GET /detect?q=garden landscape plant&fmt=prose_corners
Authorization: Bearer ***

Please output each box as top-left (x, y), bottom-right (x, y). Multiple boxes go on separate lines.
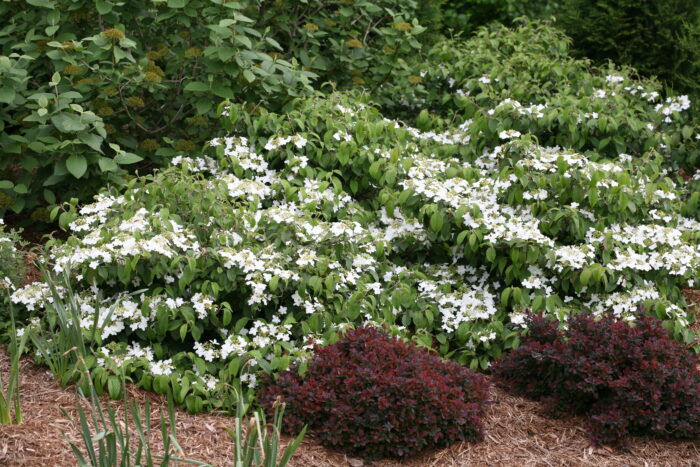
top-left (0, 0), bottom-right (437, 220)
top-left (376, 21), bottom-right (700, 169)
top-left (0, 219), bottom-right (27, 424)
top-left (492, 312), bottom-right (700, 447)
top-left (7, 76), bottom-right (700, 415)
top-left (259, 326), bottom-right (489, 459)
top-left (3, 22), bottom-right (699, 430)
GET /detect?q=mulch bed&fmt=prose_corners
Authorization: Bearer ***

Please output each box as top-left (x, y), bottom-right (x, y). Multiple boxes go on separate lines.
top-left (2, 350), bottom-right (700, 467)
top-left (3, 243), bottom-right (700, 465)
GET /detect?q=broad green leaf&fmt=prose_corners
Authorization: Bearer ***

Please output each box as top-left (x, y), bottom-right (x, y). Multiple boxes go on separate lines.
top-left (66, 154), bottom-right (88, 178)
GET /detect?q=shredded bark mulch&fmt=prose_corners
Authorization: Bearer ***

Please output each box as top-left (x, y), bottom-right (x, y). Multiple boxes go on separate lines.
top-left (2, 350), bottom-right (700, 467)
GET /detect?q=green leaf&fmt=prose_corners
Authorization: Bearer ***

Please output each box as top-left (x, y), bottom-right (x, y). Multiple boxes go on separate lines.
top-left (682, 125), bottom-right (693, 140)
top-left (43, 189), bottom-right (56, 204)
top-left (66, 154), bottom-right (88, 178)
top-left (580, 267), bottom-right (592, 286)
top-left (78, 133), bottom-right (103, 152)
top-left (114, 152), bottom-right (143, 164)
top-left (486, 247), bottom-right (496, 262)
top-left (501, 287), bottom-right (511, 306)
top-left (429, 211), bottom-right (443, 233)
top-left (532, 295), bottom-right (544, 311)
top-left (243, 69), bottom-right (256, 83)
top-left (184, 81), bottom-right (209, 92)
top-left (95, 0), bottom-right (112, 14)
top-left (26, 0), bottom-right (54, 8)
top-left (0, 88), bottom-right (15, 104)
top-left (107, 376), bottom-right (121, 399)
top-left (98, 157), bottom-right (118, 172)
top-left (51, 113), bottom-right (88, 133)
top-left (195, 98), bottom-right (213, 114)
top-left (211, 83), bottom-right (234, 99)
top-left (234, 35), bottom-right (253, 49)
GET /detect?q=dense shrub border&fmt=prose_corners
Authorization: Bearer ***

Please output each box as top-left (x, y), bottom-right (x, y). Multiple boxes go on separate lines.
top-left (492, 313), bottom-right (700, 446)
top-left (4, 23), bottom-right (699, 414)
top-left (259, 326), bottom-right (490, 459)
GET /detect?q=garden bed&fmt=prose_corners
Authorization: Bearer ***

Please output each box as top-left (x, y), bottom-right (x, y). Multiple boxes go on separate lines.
top-left (2, 348), bottom-right (699, 467)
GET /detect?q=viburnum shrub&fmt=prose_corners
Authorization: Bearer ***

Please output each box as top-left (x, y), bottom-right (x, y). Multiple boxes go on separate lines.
top-left (259, 326), bottom-right (489, 459)
top-left (492, 312), bottom-right (700, 446)
top-left (5, 23), bottom-right (700, 411)
top-left (376, 21), bottom-right (700, 169)
top-left (6, 85), bottom-right (700, 410)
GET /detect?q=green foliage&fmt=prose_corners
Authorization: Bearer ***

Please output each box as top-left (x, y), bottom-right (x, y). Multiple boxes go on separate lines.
top-left (260, 0), bottom-right (436, 89)
top-left (0, 0), bottom-right (313, 217)
top-left (66, 379), bottom-right (208, 467)
top-left (0, 292), bottom-right (29, 425)
top-left (0, 0), bottom-right (442, 218)
top-left (440, 0), bottom-right (559, 34)
top-left (556, 0), bottom-right (700, 97)
top-left (0, 51), bottom-right (141, 217)
top-left (375, 21), bottom-right (700, 168)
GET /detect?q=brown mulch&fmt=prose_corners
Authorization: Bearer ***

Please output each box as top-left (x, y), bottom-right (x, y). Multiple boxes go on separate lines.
top-left (2, 351), bottom-right (700, 467)
top-left (21, 252), bottom-right (41, 286)
top-left (686, 289), bottom-right (700, 311)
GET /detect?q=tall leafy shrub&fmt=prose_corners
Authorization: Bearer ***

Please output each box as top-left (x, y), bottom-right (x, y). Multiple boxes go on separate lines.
top-left (0, 0), bottom-right (439, 219)
top-left (439, 0), bottom-right (559, 34)
top-left (376, 22), bottom-right (700, 168)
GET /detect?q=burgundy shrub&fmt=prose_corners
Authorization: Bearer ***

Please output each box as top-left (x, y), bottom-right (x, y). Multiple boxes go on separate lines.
top-left (492, 312), bottom-right (700, 446)
top-left (258, 326), bottom-right (490, 459)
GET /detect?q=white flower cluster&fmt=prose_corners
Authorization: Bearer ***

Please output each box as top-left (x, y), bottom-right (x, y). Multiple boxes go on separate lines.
top-left (552, 245), bottom-right (596, 271)
top-left (171, 155), bottom-right (221, 174)
top-left (655, 95), bottom-right (691, 122)
top-left (10, 282), bottom-right (61, 311)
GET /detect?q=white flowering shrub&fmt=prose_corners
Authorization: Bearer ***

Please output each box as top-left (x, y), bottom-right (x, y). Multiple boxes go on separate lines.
top-left (7, 23), bottom-right (700, 412)
top-left (0, 218), bottom-right (25, 290)
top-left (376, 22), bottom-right (700, 169)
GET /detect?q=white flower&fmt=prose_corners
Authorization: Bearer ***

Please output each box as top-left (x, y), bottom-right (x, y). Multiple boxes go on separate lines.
top-left (498, 129), bottom-right (521, 140)
top-left (150, 359), bottom-right (174, 376)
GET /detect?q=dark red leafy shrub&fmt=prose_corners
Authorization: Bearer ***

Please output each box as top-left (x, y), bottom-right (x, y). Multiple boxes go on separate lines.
top-left (258, 326), bottom-right (490, 459)
top-left (492, 312), bottom-right (700, 447)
